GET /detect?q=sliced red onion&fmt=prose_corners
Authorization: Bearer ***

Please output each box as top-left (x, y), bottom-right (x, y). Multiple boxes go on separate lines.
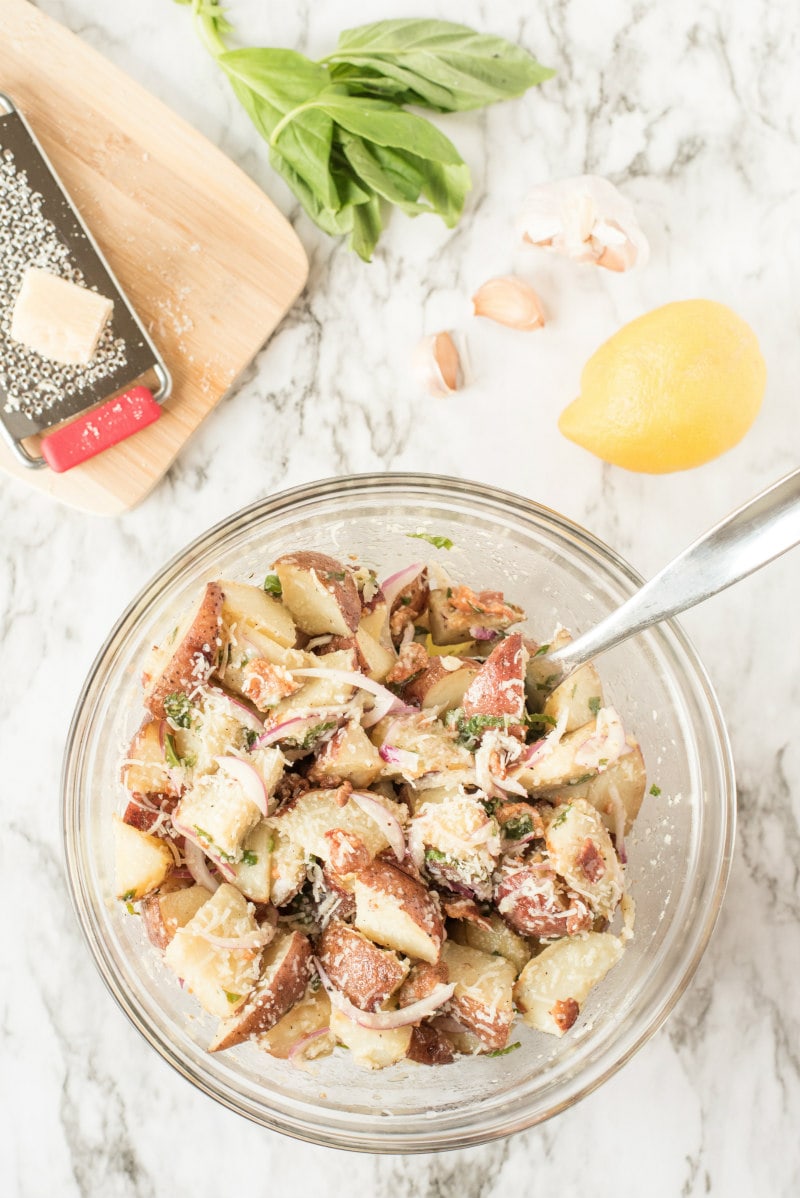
top-left (315, 958), bottom-right (454, 1030)
top-left (254, 713), bottom-right (335, 749)
top-left (215, 755), bottom-right (268, 815)
top-left (182, 837), bottom-right (221, 893)
top-left (379, 744), bottom-right (420, 774)
top-left (349, 791), bottom-right (406, 861)
top-left (380, 562), bottom-right (424, 612)
top-left (305, 635), bottom-right (334, 650)
top-left (291, 667), bottom-right (412, 728)
top-left (287, 1026), bottom-right (331, 1063)
top-left (197, 927), bottom-right (273, 951)
top-left (469, 625), bottom-right (500, 642)
top-left (574, 707), bottom-right (626, 770)
top-left (217, 694), bottom-right (264, 734)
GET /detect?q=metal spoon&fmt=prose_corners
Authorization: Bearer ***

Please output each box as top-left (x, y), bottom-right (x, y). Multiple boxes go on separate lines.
top-left (541, 466), bottom-right (800, 682)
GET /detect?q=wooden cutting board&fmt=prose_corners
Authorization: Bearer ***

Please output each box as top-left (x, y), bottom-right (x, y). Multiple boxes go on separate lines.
top-left (0, 0), bottom-right (308, 514)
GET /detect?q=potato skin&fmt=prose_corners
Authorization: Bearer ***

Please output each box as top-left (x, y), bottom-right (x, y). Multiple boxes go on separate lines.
top-left (144, 582), bottom-right (224, 719)
top-left (353, 858), bottom-right (444, 964)
top-left (273, 551), bottom-right (361, 636)
top-left (317, 919), bottom-right (409, 1012)
top-left (209, 931), bottom-right (313, 1051)
top-left (462, 633), bottom-right (528, 722)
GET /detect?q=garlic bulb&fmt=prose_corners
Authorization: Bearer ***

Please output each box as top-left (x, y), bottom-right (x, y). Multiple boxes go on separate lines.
top-left (472, 275), bottom-right (545, 330)
top-left (412, 331), bottom-right (466, 397)
top-left (517, 176), bottom-right (649, 272)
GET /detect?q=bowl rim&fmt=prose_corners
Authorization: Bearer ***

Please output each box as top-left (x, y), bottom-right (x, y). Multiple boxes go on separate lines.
top-left (62, 471), bottom-right (736, 1152)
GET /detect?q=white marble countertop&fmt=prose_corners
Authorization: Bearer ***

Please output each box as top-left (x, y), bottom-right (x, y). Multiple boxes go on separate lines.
top-left (3, 0), bottom-right (800, 1193)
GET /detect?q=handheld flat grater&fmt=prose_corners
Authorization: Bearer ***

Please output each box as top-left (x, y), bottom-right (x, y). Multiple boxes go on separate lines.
top-left (0, 93), bottom-right (170, 473)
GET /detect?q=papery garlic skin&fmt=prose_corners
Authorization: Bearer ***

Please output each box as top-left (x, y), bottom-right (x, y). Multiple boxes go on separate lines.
top-left (472, 276), bottom-right (545, 330)
top-left (517, 176), bottom-right (649, 272)
top-left (413, 331), bottom-right (464, 397)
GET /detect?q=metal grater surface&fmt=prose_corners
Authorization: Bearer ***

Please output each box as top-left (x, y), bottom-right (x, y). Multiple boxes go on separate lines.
top-left (0, 105), bottom-right (158, 442)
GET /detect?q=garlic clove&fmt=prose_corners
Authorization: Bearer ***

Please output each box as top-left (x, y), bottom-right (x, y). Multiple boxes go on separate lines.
top-left (471, 275), bottom-right (545, 331)
top-left (413, 331), bottom-right (465, 397)
top-left (517, 175), bottom-right (649, 272)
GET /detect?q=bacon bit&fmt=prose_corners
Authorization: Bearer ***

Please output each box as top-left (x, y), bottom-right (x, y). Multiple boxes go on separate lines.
top-left (442, 897), bottom-right (493, 929)
top-left (449, 585), bottom-right (521, 621)
top-left (325, 828), bottom-right (371, 876)
top-left (386, 640), bottom-right (430, 686)
top-left (272, 772), bottom-right (314, 808)
top-left (550, 997), bottom-right (579, 1033)
top-left (407, 1023), bottom-right (455, 1066)
top-left (397, 961), bottom-right (450, 1008)
top-left (389, 574), bottom-right (429, 642)
top-left (576, 837), bottom-right (605, 883)
top-left (332, 779), bottom-right (354, 807)
top-left (242, 659), bottom-right (301, 711)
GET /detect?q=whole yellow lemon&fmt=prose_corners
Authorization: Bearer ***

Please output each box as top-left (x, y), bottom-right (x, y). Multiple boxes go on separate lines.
top-left (558, 300), bottom-right (767, 473)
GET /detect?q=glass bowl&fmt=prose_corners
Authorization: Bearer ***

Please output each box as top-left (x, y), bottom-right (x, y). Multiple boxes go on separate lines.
top-left (63, 473), bottom-right (735, 1152)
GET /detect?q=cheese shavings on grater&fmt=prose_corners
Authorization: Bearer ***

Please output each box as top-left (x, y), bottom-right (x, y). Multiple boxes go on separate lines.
top-left (0, 93), bottom-right (170, 473)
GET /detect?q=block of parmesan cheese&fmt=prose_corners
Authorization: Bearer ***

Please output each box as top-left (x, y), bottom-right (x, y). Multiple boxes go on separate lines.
top-left (9, 267), bottom-right (114, 365)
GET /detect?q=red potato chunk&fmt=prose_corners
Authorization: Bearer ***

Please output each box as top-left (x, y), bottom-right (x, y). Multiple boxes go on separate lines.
top-left (461, 633), bottom-right (529, 723)
top-left (317, 919), bottom-right (409, 1012)
top-left (494, 860), bottom-right (592, 939)
top-left (440, 941), bottom-right (516, 1052)
top-left (353, 859), bottom-right (444, 965)
top-left (273, 551), bottom-right (361, 637)
top-left (121, 791), bottom-right (178, 834)
top-left (122, 718), bottom-right (179, 799)
top-left (404, 657), bottom-right (481, 712)
top-left (209, 930), bottom-right (313, 1051)
top-left (141, 881), bottom-right (212, 951)
top-left (396, 960), bottom-right (449, 1008)
top-left (143, 582), bottom-right (224, 719)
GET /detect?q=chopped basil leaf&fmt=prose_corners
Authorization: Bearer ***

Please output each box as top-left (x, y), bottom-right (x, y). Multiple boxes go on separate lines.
top-left (424, 847), bottom-right (448, 862)
top-left (534, 643), bottom-right (551, 657)
top-left (263, 574), bottom-right (282, 595)
top-left (400, 595), bottom-right (412, 606)
top-left (567, 773), bottom-right (594, 787)
top-left (121, 889), bottom-right (136, 902)
top-left (325, 571), bottom-right (347, 581)
top-left (588, 696), bottom-right (601, 716)
top-left (289, 721), bottom-right (336, 751)
top-left (242, 728), bottom-right (258, 749)
top-left (454, 712), bottom-right (507, 750)
top-left (241, 850), bottom-right (259, 866)
top-left (224, 991), bottom-right (242, 1004)
top-left (502, 814), bottom-right (534, 840)
top-left (446, 587), bottom-right (453, 599)
top-left (552, 805), bottom-right (571, 827)
top-left (193, 826), bottom-right (235, 863)
top-left (164, 732), bottom-right (182, 769)
top-left (649, 783), bottom-right (662, 796)
top-left (125, 901), bottom-right (137, 916)
top-left (164, 691), bottom-right (193, 728)
top-left (525, 711), bottom-right (556, 731)
top-left (486, 1041), bottom-right (522, 1057)
top-left (406, 532), bottom-right (454, 550)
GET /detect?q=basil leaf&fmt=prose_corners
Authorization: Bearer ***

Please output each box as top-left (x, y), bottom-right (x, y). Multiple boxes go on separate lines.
top-left (340, 135), bottom-right (425, 206)
top-left (328, 20), bottom-right (554, 112)
top-left (349, 192), bottom-right (384, 262)
top-left (219, 50), bottom-right (339, 209)
top-left (312, 95), bottom-right (464, 165)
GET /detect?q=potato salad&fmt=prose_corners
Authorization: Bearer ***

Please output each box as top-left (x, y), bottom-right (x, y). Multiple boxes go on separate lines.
top-left (114, 550), bottom-right (647, 1069)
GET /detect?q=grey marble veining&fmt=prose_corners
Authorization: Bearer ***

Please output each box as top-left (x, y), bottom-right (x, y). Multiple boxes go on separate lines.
top-left (2, 0), bottom-right (800, 1194)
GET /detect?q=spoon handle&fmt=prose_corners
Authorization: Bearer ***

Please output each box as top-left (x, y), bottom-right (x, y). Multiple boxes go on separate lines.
top-left (544, 467), bottom-right (800, 676)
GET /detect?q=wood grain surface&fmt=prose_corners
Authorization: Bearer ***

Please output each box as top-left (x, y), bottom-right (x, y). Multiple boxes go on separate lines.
top-left (0, 0), bottom-right (308, 514)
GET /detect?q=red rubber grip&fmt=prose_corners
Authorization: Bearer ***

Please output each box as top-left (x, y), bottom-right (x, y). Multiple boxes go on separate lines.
top-left (40, 385), bottom-right (161, 473)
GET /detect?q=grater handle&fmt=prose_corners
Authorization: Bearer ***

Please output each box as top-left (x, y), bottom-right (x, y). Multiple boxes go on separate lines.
top-left (40, 386), bottom-right (161, 473)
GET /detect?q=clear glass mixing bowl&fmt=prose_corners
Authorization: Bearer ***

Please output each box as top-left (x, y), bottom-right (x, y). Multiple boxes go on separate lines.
top-left (63, 473), bottom-right (735, 1151)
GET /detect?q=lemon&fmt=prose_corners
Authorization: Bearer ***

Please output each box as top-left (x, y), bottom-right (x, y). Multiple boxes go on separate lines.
top-left (558, 300), bottom-right (767, 473)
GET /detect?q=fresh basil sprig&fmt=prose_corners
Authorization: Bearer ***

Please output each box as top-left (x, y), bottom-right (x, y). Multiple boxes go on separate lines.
top-left (175, 1), bottom-right (553, 260)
